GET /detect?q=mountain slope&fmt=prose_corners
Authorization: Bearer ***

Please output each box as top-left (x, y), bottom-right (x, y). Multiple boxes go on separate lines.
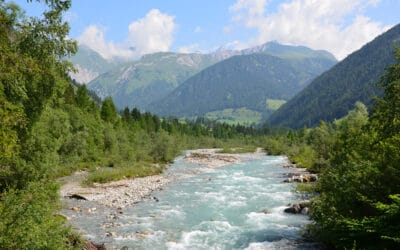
top-left (69, 46), bottom-right (124, 84)
top-left (87, 52), bottom-right (228, 109)
top-left (267, 24), bottom-right (400, 129)
top-left (241, 41), bottom-right (336, 61)
top-left (149, 52), bottom-right (336, 119)
top-left (86, 41), bottom-right (336, 111)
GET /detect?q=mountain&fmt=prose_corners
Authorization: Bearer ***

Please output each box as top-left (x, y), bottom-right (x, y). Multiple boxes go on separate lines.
top-left (87, 52), bottom-right (230, 109)
top-left (86, 41), bottom-right (336, 112)
top-left (266, 24), bottom-right (400, 129)
top-left (241, 41), bottom-right (336, 61)
top-left (148, 50), bottom-right (336, 121)
top-left (69, 46), bottom-right (125, 84)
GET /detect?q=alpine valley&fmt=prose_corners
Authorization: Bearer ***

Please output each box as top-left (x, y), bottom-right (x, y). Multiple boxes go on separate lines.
top-left (71, 42), bottom-right (337, 124)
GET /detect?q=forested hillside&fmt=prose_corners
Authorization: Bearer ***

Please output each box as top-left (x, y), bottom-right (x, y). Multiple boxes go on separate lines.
top-left (149, 53), bottom-right (335, 121)
top-left (267, 23), bottom-right (400, 129)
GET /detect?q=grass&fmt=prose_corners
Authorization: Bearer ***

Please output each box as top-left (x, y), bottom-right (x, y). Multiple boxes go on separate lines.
top-left (295, 183), bottom-right (317, 193)
top-left (216, 146), bottom-right (257, 154)
top-left (83, 162), bottom-right (164, 185)
top-left (266, 99), bottom-right (286, 110)
top-left (205, 108), bottom-right (262, 126)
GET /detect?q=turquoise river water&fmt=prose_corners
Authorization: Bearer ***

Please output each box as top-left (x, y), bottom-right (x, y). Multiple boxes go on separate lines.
top-left (63, 153), bottom-right (317, 249)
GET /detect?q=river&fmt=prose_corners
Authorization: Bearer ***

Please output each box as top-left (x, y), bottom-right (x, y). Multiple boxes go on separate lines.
top-left (62, 153), bottom-right (316, 249)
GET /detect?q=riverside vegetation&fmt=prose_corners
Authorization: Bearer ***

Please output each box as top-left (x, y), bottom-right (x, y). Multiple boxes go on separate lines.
top-left (265, 49), bottom-right (400, 248)
top-left (0, 1), bottom-right (269, 248)
top-left (1, 1), bottom-right (399, 249)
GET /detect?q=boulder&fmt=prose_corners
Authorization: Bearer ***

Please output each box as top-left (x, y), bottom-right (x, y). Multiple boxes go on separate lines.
top-left (284, 203), bottom-right (301, 213)
top-left (284, 200), bottom-right (310, 214)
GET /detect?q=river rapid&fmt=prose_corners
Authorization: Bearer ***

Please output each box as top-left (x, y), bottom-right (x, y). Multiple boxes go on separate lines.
top-left (62, 152), bottom-right (317, 249)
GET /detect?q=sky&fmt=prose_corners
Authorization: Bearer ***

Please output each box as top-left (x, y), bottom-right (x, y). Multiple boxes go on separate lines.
top-left (13, 0), bottom-right (400, 60)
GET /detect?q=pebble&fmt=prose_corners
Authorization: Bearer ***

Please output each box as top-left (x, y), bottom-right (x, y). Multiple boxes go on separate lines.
top-left (106, 231), bottom-right (117, 237)
top-left (62, 175), bottom-right (171, 208)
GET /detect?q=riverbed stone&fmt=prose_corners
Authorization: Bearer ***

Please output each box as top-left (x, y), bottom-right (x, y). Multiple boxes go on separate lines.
top-left (301, 207), bottom-right (309, 215)
top-left (284, 200), bottom-right (311, 214)
top-left (106, 231), bottom-right (116, 237)
top-left (283, 173), bottom-right (318, 183)
top-left (284, 203), bottom-right (302, 213)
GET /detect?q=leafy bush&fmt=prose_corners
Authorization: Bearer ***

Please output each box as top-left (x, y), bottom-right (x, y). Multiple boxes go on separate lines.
top-left (0, 182), bottom-right (82, 249)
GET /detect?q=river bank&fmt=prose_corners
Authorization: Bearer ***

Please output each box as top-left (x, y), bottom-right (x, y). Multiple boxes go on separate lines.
top-left (60, 149), bottom-right (315, 249)
top-left (59, 149), bottom-right (257, 209)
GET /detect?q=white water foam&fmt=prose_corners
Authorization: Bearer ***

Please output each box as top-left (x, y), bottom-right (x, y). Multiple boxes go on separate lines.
top-left (245, 239), bottom-right (294, 250)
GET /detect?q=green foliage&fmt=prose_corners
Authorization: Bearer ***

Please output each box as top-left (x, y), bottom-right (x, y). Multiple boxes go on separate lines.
top-left (0, 181), bottom-right (81, 249)
top-left (0, 0), bottom-right (76, 129)
top-left (75, 84), bottom-right (96, 111)
top-left (0, 1), bottom-right (81, 248)
top-left (268, 24), bottom-right (400, 129)
top-left (100, 96), bottom-right (118, 123)
top-left (149, 130), bottom-right (180, 163)
top-left (309, 49), bottom-right (400, 249)
top-left (265, 83), bottom-right (399, 248)
top-left (0, 94), bottom-right (25, 164)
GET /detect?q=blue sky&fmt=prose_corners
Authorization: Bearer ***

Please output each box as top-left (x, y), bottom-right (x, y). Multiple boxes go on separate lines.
top-left (13, 0), bottom-right (400, 60)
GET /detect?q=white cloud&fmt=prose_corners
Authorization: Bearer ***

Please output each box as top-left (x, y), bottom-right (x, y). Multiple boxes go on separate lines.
top-left (127, 9), bottom-right (175, 56)
top-left (77, 9), bottom-right (175, 60)
top-left (230, 0), bottom-right (268, 17)
top-left (77, 25), bottom-right (133, 59)
top-left (229, 0), bottom-right (389, 60)
top-left (178, 44), bottom-right (201, 54)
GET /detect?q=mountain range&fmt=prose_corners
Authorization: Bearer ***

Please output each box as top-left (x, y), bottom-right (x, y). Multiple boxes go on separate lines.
top-left (70, 41), bottom-right (337, 124)
top-left (267, 23), bottom-right (400, 128)
top-left (148, 52), bottom-right (336, 122)
top-left (69, 45), bottom-right (126, 84)
top-left (86, 52), bottom-right (231, 109)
